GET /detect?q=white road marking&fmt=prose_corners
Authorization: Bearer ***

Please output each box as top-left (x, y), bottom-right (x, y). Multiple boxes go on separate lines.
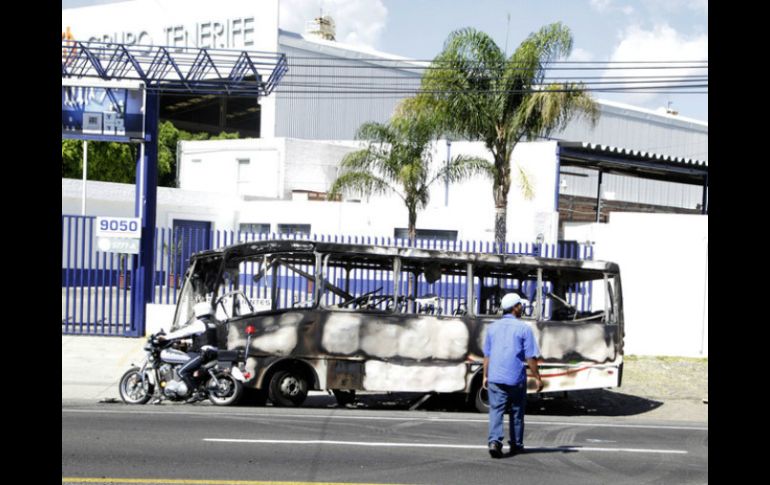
top-left (62, 408), bottom-right (708, 431)
top-left (204, 438), bottom-right (688, 454)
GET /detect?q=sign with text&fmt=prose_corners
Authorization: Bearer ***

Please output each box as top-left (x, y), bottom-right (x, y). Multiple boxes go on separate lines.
top-left (97, 237), bottom-right (141, 254)
top-left (62, 79), bottom-right (145, 143)
top-left (96, 216), bottom-right (141, 254)
top-left (95, 216), bottom-right (142, 239)
top-left (62, 0), bottom-right (279, 52)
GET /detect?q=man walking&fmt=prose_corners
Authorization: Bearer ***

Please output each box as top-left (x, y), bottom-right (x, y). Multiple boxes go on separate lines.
top-left (483, 293), bottom-right (543, 458)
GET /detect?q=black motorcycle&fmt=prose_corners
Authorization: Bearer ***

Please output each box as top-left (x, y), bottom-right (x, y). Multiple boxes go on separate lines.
top-left (118, 326), bottom-right (255, 406)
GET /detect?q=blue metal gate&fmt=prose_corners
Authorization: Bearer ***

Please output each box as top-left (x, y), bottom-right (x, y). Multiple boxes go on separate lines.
top-left (61, 215), bottom-right (139, 336)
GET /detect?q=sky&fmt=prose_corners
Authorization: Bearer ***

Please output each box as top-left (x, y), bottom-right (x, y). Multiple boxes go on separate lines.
top-left (279, 0), bottom-right (708, 122)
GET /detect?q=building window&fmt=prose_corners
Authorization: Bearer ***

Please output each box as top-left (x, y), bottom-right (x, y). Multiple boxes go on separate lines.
top-left (239, 223), bottom-right (271, 235)
top-left (394, 228), bottom-right (458, 241)
top-left (277, 224), bottom-right (311, 236)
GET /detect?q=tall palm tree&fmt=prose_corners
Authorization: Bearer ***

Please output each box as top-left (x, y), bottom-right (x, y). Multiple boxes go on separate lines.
top-left (406, 22), bottom-right (599, 247)
top-left (328, 110), bottom-right (489, 244)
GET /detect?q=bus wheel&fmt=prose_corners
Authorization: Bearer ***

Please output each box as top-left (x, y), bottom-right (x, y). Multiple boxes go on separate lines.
top-left (268, 370), bottom-right (308, 407)
top-left (473, 383), bottom-right (489, 414)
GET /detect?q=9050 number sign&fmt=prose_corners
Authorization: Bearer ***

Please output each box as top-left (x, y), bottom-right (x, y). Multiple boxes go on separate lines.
top-left (95, 217), bottom-right (142, 239)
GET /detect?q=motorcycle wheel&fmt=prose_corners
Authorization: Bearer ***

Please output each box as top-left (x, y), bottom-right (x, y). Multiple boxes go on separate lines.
top-left (207, 374), bottom-right (243, 406)
top-left (119, 367), bottom-right (154, 405)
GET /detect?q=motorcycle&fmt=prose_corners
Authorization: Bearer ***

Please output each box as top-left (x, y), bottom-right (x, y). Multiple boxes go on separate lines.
top-left (118, 324), bottom-right (256, 406)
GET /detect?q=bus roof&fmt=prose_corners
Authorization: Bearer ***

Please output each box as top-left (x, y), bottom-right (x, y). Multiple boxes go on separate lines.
top-left (189, 239), bottom-right (619, 275)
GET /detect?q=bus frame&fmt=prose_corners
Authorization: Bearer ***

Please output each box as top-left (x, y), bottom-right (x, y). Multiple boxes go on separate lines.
top-left (170, 239), bottom-right (624, 411)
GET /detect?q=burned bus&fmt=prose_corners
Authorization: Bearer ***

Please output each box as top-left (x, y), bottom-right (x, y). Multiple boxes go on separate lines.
top-left (170, 239), bottom-right (624, 411)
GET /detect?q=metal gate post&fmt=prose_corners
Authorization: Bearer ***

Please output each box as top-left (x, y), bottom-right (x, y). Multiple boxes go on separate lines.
top-left (130, 91), bottom-right (159, 337)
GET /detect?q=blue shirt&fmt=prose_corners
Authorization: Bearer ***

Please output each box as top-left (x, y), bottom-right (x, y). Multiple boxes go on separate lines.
top-left (483, 315), bottom-right (540, 386)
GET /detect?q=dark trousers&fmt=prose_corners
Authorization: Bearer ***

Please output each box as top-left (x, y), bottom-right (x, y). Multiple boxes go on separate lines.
top-left (178, 348), bottom-right (217, 391)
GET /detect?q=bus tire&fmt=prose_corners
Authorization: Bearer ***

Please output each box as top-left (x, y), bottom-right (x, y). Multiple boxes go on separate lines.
top-left (473, 382), bottom-right (489, 414)
top-left (268, 370), bottom-right (308, 407)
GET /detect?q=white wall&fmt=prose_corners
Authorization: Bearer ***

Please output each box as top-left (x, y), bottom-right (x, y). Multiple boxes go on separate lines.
top-left (563, 213), bottom-right (708, 357)
top-left (177, 138), bottom-right (561, 243)
top-left (64, 138), bottom-right (562, 244)
top-left (62, 178), bottom-right (239, 231)
top-left (180, 138), bottom-right (287, 199)
top-left (365, 140), bottom-right (560, 243)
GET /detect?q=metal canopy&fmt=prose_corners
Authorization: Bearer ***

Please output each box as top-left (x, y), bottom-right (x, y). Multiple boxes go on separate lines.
top-left (62, 40), bottom-right (288, 96)
top-left (558, 141), bottom-right (708, 186)
top-left (62, 40), bottom-right (289, 337)
top-left (557, 141), bottom-right (708, 216)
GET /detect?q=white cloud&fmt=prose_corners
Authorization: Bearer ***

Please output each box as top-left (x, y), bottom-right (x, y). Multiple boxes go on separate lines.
top-left (569, 47), bottom-right (594, 62)
top-left (589, 0), bottom-right (613, 12)
top-left (279, 0), bottom-right (388, 50)
top-left (645, 0), bottom-right (708, 15)
top-left (603, 24), bottom-right (708, 106)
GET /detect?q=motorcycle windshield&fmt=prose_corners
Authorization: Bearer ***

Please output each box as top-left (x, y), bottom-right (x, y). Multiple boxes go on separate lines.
top-left (171, 260), bottom-right (197, 332)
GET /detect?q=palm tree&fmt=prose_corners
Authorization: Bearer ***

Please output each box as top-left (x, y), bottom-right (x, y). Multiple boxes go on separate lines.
top-left (328, 109), bottom-right (488, 244)
top-left (406, 22), bottom-right (599, 247)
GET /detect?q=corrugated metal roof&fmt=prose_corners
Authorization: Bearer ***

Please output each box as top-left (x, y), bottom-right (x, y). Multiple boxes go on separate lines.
top-left (560, 142), bottom-right (708, 168)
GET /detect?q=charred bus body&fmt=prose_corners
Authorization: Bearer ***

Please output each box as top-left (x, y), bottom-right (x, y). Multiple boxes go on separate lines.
top-left (170, 240), bottom-right (624, 411)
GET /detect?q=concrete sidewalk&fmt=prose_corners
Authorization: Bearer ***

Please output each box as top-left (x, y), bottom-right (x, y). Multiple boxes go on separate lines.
top-left (62, 335), bottom-right (147, 401)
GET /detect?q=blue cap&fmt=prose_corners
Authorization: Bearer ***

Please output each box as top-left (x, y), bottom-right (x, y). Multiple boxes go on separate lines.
top-left (501, 293), bottom-right (524, 310)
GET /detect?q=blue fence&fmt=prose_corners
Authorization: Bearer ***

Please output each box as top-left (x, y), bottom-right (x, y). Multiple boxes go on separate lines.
top-left (62, 215), bottom-right (136, 336)
top-left (62, 214), bottom-right (594, 336)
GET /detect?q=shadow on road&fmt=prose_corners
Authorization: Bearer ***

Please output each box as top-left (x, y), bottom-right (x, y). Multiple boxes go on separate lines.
top-left (498, 446), bottom-right (580, 459)
top-left (524, 390), bottom-right (663, 417)
top-left (298, 389), bottom-right (663, 418)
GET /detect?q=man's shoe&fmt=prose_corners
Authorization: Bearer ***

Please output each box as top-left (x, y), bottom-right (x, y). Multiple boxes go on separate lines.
top-left (510, 444), bottom-right (525, 455)
top-left (488, 441), bottom-right (503, 458)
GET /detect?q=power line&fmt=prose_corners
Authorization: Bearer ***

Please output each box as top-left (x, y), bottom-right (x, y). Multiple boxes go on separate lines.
top-left (280, 72), bottom-right (708, 81)
top-left (268, 91), bottom-right (707, 100)
top-left (271, 84), bottom-right (707, 94)
top-left (281, 54), bottom-right (708, 65)
top-left (281, 61), bottom-right (707, 72)
top-left (278, 78), bottom-right (707, 89)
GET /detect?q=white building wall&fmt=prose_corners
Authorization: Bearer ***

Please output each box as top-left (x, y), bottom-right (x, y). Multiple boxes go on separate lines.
top-left (68, 139), bottom-right (560, 244)
top-left (563, 213), bottom-right (708, 357)
top-left (62, 178), bottom-right (239, 231)
top-left (179, 138), bottom-right (287, 199)
top-left (176, 137), bottom-right (560, 243)
top-left (282, 139), bottom-right (364, 198)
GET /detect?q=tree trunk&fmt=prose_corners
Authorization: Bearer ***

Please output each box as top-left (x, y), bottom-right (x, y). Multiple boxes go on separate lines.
top-left (408, 207), bottom-right (417, 246)
top-left (494, 207), bottom-right (506, 251)
top-left (493, 152), bottom-right (511, 252)
top-left (407, 206), bottom-right (417, 312)
top-left (493, 181), bottom-right (509, 252)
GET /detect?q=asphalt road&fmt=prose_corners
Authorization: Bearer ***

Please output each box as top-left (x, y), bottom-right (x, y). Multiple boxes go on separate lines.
top-left (62, 402), bottom-right (708, 485)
